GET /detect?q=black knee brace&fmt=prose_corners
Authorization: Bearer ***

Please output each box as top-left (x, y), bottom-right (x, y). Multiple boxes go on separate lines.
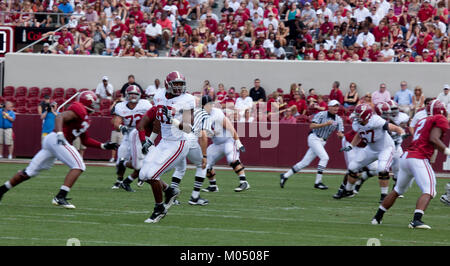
top-left (230, 160), bottom-right (245, 173)
top-left (206, 168), bottom-right (216, 178)
top-left (378, 171), bottom-right (390, 180)
top-left (362, 166), bottom-right (374, 177)
top-left (348, 170), bottom-right (358, 179)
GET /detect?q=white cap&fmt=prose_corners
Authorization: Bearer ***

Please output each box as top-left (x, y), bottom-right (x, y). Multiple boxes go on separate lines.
top-left (115, 16), bottom-right (121, 20)
top-left (102, 76), bottom-right (108, 81)
top-left (444, 84), bottom-right (449, 90)
top-left (328, 100), bottom-right (340, 107)
top-left (423, 49), bottom-right (429, 53)
top-left (43, 43), bottom-right (49, 47)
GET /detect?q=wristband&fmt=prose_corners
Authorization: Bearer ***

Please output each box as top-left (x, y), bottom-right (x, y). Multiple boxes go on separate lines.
top-left (150, 132), bottom-right (158, 143)
top-left (100, 143), bottom-right (106, 150)
top-left (445, 148), bottom-right (450, 156)
top-left (57, 131), bottom-right (64, 135)
top-left (172, 118), bottom-right (181, 128)
top-left (203, 155), bottom-right (207, 158)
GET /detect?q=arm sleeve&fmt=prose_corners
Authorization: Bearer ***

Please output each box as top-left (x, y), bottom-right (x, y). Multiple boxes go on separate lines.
top-left (338, 116), bottom-right (344, 132)
top-left (80, 131), bottom-right (103, 149)
top-left (382, 121), bottom-right (389, 131)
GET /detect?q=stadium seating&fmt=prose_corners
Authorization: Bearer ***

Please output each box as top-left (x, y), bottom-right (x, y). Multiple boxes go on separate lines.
top-left (113, 90), bottom-right (122, 100)
top-left (65, 88), bottom-right (78, 100)
top-left (53, 87), bottom-right (65, 98)
top-left (3, 86), bottom-right (15, 101)
top-left (41, 87), bottom-right (52, 98)
top-left (15, 97), bottom-right (27, 108)
top-left (79, 88), bottom-right (89, 92)
top-left (28, 87), bottom-right (40, 99)
top-left (15, 106), bottom-right (28, 114)
top-left (100, 98), bottom-right (112, 110)
top-left (15, 86), bottom-right (27, 98)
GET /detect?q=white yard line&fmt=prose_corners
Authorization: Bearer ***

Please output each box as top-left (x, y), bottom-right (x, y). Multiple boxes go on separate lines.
top-left (2, 158), bottom-right (450, 178)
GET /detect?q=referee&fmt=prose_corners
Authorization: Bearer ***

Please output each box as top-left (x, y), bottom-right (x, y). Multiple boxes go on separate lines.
top-left (280, 100), bottom-right (344, 189)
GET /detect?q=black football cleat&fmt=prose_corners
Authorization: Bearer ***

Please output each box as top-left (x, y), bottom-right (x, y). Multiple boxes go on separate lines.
top-left (52, 197), bottom-right (76, 209)
top-left (188, 196), bottom-right (209, 206)
top-left (144, 204), bottom-right (167, 223)
top-left (234, 181), bottom-right (250, 192)
top-left (201, 185), bottom-right (219, 193)
top-left (408, 220), bottom-right (431, 229)
top-left (333, 189), bottom-right (345, 199)
top-left (119, 182), bottom-right (135, 192)
top-left (111, 181), bottom-right (121, 189)
top-left (164, 187), bottom-right (180, 208)
top-left (314, 182), bottom-right (328, 190)
top-left (280, 174), bottom-right (288, 188)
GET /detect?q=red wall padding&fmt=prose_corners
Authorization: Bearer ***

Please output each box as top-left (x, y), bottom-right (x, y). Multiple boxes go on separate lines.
top-left (10, 115), bottom-right (450, 172)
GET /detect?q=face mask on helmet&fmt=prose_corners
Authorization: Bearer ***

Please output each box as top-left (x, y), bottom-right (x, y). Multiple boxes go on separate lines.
top-left (126, 92), bottom-right (140, 103)
top-left (168, 80), bottom-right (186, 96)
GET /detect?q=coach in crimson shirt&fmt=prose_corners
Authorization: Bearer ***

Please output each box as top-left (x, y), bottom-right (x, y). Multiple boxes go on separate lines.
top-left (329, 81), bottom-right (344, 105)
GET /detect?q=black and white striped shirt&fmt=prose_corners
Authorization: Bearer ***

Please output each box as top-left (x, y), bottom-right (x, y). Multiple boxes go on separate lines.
top-left (192, 108), bottom-right (213, 137)
top-left (311, 111), bottom-right (344, 140)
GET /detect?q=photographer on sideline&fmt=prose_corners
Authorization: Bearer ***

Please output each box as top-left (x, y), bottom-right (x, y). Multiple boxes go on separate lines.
top-left (40, 101), bottom-right (58, 145)
top-left (0, 101), bottom-right (16, 159)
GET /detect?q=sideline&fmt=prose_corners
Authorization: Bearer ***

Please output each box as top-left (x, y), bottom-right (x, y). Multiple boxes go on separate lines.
top-left (1, 158), bottom-right (449, 178)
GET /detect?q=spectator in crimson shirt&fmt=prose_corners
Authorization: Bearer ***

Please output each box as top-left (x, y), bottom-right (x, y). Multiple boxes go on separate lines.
top-left (222, 87), bottom-right (237, 109)
top-left (372, 20), bottom-right (389, 42)
top-left (250, 39), bottom-right (266, 59)
top-left (417, 0), bottom-right (434, 23)
top-left (216, 83), bottom-right (227, 103)
top-left (288, 91), bottom-right (307, 116)
top-left (216, 34), bottom-right (229, 52)
top-left (129, 3), bottom-right (144, 23)
top-left (414, 33), bottom-right (430, 55)
top-left (111, 16), bottom-right (128, 38)
top-left (205, 13), bottom-right (218, 34)
top-left (319, 15), bottom-right (333, 36)
top-left (329, 81), bottom-right (344, 104)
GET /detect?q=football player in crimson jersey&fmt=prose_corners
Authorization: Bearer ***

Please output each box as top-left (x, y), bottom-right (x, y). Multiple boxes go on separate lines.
top-left (138, 71), bottom-right (195, 223)
top-left (110, 85), bottom-right (152, 191)
top-left (372, 100), bottom-right (449, 229)
top-left (0, 91), bottom-right (118, 209)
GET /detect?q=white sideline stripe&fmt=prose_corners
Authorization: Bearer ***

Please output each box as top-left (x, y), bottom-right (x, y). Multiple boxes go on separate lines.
top-left (0, 216), bottom-right (448, 245)
top-left (2, 158), bottom-right (450, 178)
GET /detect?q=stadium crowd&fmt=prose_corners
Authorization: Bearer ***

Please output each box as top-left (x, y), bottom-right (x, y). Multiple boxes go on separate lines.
top-left (3, 0), bottom-right (449, 62)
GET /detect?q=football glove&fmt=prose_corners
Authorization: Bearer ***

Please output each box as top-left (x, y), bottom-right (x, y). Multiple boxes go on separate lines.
top-left (141, 139), bottom-right (154, 155)
top-left (340, 146), bottom-right (353, 152)
top-left (162, 106), bottom-right (173, 124)
top-left (101, 142), bottom-right (119, 150)
top-left (119, 125), bottom-right (129, 135)
top-left (56, 132), bottom-right (66, 145)
top-left (401, 133), bottom-right (410, 140)
top-left (236, 139), bottom-right (245, 153)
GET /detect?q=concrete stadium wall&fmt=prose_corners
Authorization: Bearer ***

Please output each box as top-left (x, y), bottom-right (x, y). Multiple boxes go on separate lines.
top-left (4, 53), bottom-right (450, 97)
top-left (9, 114), bottom-right (450, 172)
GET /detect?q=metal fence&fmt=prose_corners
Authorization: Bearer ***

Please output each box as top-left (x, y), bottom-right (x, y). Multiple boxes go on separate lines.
top-left (0, 11), bottom-right (72, 27)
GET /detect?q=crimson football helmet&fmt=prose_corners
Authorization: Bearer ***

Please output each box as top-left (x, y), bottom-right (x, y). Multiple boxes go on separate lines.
top-left (125, 85), bottom-right (141, 103)
top-left (165, 71), bottom-right (186, 96)
top-left (387, 100), bottom-right (399, 116)
top-left (78, 90), bottom-right (99, 112)
top-left (426, 99), bottom-right (448, 117)
top-left (353, 104), bottom-right (373, 124)
top-left (375, 102), bottom-right (391, 120)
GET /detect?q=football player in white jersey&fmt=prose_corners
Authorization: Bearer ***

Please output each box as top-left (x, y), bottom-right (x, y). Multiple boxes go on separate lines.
top-left (201, 98), bottom-right (249, 193)
top-left (111, 85), bottom-right (152, 191)
top-left (341, 104), bottom-right (406, 202)
top-left (169, 95), bottom-right (213, 206)
top-left (386, 100), bottom-right (410, 189)
top-left (138, 71), bottom-right (195, 223)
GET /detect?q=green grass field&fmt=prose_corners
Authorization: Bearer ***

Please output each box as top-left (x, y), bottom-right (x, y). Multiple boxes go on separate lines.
top-left (0, 163), bottom-right (449, 246)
